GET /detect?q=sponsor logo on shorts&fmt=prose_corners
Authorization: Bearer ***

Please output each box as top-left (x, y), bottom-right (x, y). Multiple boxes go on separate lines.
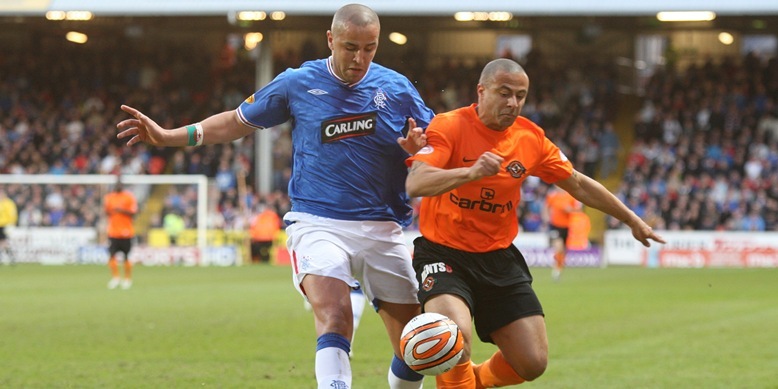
top-left (506, 160), bottom-right (526, 178)
top-left (421, 262), bottom-right (452, 281)
top-left (321, 112), bottom-right (377, 143)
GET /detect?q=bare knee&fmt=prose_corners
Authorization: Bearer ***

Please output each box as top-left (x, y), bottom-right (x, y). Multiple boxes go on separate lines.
top-left (516, 353), bottom-right (547, 381)
top-left (313, 304), bottom-right (353, 337)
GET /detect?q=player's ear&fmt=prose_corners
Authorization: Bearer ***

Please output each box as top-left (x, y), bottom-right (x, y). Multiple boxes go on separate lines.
top-left (326, 30), bottom-right (334, 50)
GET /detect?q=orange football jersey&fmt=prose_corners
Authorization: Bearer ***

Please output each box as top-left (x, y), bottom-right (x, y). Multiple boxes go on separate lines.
top-left (104, 190), bottom-right (138, 239)
top-left (407, 104), bottom-right (573, 252)
top-left (546, 189), bottom-right (581, 228)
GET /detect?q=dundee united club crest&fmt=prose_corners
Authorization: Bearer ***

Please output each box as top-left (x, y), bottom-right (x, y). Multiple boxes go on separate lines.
top-left (422, 276), bottom-right (435, 292)
top-left (506, 160), bottom-right (526, 178)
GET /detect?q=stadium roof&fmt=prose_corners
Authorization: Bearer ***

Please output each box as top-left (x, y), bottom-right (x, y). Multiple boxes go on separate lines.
top-left (3, 0), bottom-right (778, 16)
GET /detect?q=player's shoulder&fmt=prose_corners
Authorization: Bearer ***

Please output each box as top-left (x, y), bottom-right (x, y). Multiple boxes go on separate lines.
top-left (435, 105), bottom-right (472, 121)
top-left (430, 106), bottom-right (473, 129)
top-left (367, 62), bottom-right (414, 87)
top-left (368, 61), bottom-right (397, 75)
top-left (514, 116), bottom-right (545, 134)
top-left (279, 59), bottom-right (328, 81)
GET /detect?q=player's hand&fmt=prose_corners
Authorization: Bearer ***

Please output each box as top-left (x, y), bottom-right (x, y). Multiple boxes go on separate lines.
top-left (468, 151), bottom-right (503, 180)
top-left (397, 118), bottom-right (427, 155)
top-left (116, 105), bottom-right (167, 146)
top-left (629, 220), bottom-right (667, 247)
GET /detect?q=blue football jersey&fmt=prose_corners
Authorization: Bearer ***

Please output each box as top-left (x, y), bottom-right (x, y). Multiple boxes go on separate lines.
top-left (237, 57), bottom-right (435, 226)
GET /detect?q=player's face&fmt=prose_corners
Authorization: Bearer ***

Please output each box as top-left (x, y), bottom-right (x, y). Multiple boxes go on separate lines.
top-left (476, 70), bottom-right (529, 130)
top-left (327, 22), bottom-right (379, 84)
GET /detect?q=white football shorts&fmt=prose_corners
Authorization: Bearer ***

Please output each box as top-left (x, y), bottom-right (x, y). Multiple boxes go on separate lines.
top-left (284, 211), bottom-right (419, 306)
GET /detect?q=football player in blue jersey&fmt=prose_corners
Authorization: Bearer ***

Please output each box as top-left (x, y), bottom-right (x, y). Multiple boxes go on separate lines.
top-left (117, 4), bottom-right (434, 388)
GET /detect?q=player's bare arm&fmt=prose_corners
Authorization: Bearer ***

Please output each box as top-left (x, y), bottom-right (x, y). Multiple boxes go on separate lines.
top-left (396, 118), bottom-right (427, 155)
top-left (406, 152), bottom-right (503, 197)
top-left (555, 170), bottom-right (666, 247)
top-left (117, 105), bottom-right (254, 147)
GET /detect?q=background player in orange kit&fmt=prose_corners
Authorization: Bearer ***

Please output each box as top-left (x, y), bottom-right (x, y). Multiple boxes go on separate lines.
top-left (104, 176), bottom-right (138, 290)
top-left (544, 186), bottom-right (582, 281)
top-left (405, 58), bottom-right (665, 388)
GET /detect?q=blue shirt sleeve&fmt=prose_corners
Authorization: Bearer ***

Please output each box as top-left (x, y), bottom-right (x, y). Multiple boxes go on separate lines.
top-left (236, 68), bottom-right (293, 129)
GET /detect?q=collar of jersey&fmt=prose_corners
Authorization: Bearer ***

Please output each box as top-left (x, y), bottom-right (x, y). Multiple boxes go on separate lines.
top-left (327, 56), bottom-right (367, 88)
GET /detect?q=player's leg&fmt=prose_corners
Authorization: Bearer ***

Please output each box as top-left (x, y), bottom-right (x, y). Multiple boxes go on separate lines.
top-left (376, 301), bottom-right (424, 389)
top-left (121, 241), bottom-right (133, 289)
top-left (358, 230), bottom-right (423, 389)
top-left (6, 241), bottom-right (15, 265)
top-left (259, 241), bottom-right (273, 263)
top-left (550, 229), bottom-right (566, 281)
top-left (424, 294), bottom-right (477, 389)
top-left (349, 287), bottom-right (366, 355)
top-left (304, 287), bottom-right (365, 359)
top-left (470, 247), bottom-right (547, 387)
top-left (286, 220), bottom-right (358, 389)
top-left (477, 315), bottom-right (548, 386)
top-left (107, 239), bottom-right (121, 289)
top-left (0, 228), bottom-right (16, 265)
top-left (0, 239), bottom-right (13, 265)
top-left (472, 286), bottom-right (547, 388)
top-left (301, 274), bottom-right (356, 389)
top-left (250, 241), bottom-right (261, 263)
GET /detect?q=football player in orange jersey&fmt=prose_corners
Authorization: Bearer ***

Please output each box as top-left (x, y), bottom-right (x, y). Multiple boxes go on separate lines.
top-left (406, 58), bottom-right (665, 388)
top-left (543, 186), bottom-right (582, 281)
top-left (104, 177), bottom-right (138, 290)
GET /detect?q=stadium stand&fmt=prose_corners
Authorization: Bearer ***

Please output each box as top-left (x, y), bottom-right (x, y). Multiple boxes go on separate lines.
top-left (1, 27), bottom-right (776, 241)
top-left (609, 55), bottom-right (778, 231)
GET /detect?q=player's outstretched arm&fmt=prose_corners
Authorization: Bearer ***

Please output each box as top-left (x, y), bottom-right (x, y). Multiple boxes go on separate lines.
top-left (555, 170), bottom-right (666, 247)
top-left (117, 105), bottom-right (255, 147)
top-left (396, 118), bottom-right (427, 155)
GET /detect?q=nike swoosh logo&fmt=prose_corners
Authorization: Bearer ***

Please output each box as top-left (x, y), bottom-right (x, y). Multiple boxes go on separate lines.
top-left (463, 157), bottom-right (477, 163)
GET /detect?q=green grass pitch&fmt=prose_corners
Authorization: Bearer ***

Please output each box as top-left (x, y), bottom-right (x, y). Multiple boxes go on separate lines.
top-left (1, 264), bottom-right (777, 388)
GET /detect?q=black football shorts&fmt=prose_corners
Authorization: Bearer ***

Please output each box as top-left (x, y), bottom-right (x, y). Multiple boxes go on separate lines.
top-left (412, 236), bottom-right (544, 343)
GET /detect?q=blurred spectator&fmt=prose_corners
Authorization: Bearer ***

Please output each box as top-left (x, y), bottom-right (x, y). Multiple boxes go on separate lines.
top-left (598, 121), bottom-right (620, 179)
top-left (0, 187), bottom-right (18, 265)
top-left (163, 209), bottom-right (186, 246)
top-left (248, 203), bottom-right (281, 264)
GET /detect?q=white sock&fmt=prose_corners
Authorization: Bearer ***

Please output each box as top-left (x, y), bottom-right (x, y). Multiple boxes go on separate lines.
top-left (315, 334), bottom-right (352, 389)
top-left (388, 367), bottom-right (424, 389)
top-left (388, 355), bottom-right (424, 389)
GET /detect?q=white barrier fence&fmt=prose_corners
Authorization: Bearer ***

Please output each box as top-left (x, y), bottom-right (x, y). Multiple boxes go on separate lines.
top-left (604, 230), bottom-right (778, 268)
top-left (4, 228), bottom-right (778, 268)
top-left (4, 228), bottom-right (238, 266)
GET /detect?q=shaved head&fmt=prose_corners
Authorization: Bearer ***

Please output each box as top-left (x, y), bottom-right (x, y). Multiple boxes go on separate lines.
top-left (327, 3), bottom-right (381, 84)
top-left (331, 3), bottom-right (380, 33)
top-left (479, 58), bottom-right (526, 87)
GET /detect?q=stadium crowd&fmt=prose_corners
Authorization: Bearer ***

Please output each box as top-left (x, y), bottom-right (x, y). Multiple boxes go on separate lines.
top-left (1, 39), bottom-right (776, 236)
top-left (609, 54), bottom-right (778, 231)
